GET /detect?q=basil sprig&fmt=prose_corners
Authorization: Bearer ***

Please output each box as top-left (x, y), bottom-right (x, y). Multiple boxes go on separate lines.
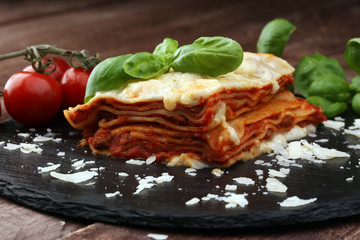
top-left (84, 36), bottom-right (243, 103)
top-left (257, 18), bottom-right (296, 57)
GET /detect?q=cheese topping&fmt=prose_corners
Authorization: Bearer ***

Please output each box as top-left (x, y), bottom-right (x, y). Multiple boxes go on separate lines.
top-left (93, 52), bottom-right (294, 111)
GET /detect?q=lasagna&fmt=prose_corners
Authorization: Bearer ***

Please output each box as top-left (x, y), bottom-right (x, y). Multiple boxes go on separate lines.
top-left (64, 52), bottom-right (326, 168)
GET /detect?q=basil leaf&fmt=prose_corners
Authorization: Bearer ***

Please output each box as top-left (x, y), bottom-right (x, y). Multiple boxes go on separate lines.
top-left (257, 18), bottom-right (296, 57)
top-left (294, 53), bottom-right (346, 97)
top-left (84, 54), bottom-right (133, 103)
top-left (306, 96), bottom-right (347, 119)
top-left (153, 38), bottom-right (178, 63)
top-left (352, 93), bottom-right (360, 115)
top-left (345, 38), bottom-right (360, 74)
top-left (123, 52), bottom-right (170, 79)
top-left (349, 76), bottom-right (360, 94)
top-left (308, 74), bottom-right (351, 102)
top-left (171, 36), bottom-right (243, 77)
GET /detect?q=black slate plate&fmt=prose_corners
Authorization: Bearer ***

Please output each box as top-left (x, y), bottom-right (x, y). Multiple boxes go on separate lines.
top-left (0, 111), bottom-right (360, 229)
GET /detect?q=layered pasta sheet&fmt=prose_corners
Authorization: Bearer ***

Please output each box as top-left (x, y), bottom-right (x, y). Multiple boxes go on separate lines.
top-left (64, 53), bottom-right (326, 168)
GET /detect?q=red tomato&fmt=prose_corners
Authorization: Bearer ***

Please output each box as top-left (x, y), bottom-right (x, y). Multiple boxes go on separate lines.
top-left (4, 72), bottom-right (62, 126)
top-left (23, 57), bottom-right (70, 82)
top-left (60, 67), bottom-right (91, 108)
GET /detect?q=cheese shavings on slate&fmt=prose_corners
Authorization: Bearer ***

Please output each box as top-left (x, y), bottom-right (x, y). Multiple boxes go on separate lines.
top-left (279, 196), bottom-right (317, 207)
top-left (147, 233), bottom-right (169, 240)
top-left (50, 171), bottom-right (98, 183)
top-left (38, 164), bottom-right (61, 173)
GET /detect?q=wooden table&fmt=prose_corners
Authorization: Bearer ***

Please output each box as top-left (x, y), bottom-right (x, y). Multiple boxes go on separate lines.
top-left (1, 0), bottom-right (360, 239)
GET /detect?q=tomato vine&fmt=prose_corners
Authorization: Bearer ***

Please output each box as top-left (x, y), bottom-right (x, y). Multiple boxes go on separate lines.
top-left (0, 44), bottom-right (100, 72)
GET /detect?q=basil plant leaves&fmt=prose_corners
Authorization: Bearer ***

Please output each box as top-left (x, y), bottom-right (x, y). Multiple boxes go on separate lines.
top-left (293, 37), bottom-right (360, 118)
top-left (84, 36), bottom-right (243, 103)
top-left (345, 38), bottom-right (360, 74)
top-left (257, 18), bottom-right (296, 57)
top-left (294, 53), bottom-right (351, 118)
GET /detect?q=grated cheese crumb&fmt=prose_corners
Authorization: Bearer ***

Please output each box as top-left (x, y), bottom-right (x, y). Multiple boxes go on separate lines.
top-left (348, 144), bottom-right (360, 150)
top-left (118, 172), bottom-right (129, 177)
top-left (126, 159), bottom-right (146, 165)
top-left (233, 177), bottom-right (255, 185)
top-left (346, 176), bottom-right (354, 182)
top-left (266, 177), bottom-right (287, 193)
top-left (147, 233), bottom-right (168, 240)
top-left (279, 196), bottom-right (317, 207)
top-left (344, 129), bottom-right (360, 138)
top-left (4, 143), bottom-right (22, 150)
top-left (268, 168), bottom-right (289, 178)
top-left (211, 168), bottom-right (224, 177)
top-left (185, 197), bottom-right (200, 205)
top-left (222, 193), bottom-right (248, 208)
top-left (17, 133), bottom-right (30, 138)
top-left (20, 143), bottom-right (43, 154)
top-left (105, 191), bottom-right (122, 198)
top-left (254, 160), bottom-right (265, 165)
top-left (185, 168), bottom-right (197, 173)
top-left (38, 164), bottom-right (61, 173)
top-left (71, 159), bottom-right (85, 169)
top-left (154, 173), bottom-right (174, 184)
top-left (334, 116), bottom-right (345, 121)
top-left (185, 168), bottom-right (197, 176)
top-left (57, 151), bottom-right (65, 157)
top-left (50, 171), bottom-right (98, 183)
top-left (323, 120), bottom-right (345, 130)
top-left (134, 173), bottom-right (174, 195)
top-left (33, 135), bottom-right (54, 142)
top-left (146, 155), bottom-right (156, 165)
top-left (201, 193), bottom-right (218, 201)
top-left (225, 184), bottom-right (237, 191)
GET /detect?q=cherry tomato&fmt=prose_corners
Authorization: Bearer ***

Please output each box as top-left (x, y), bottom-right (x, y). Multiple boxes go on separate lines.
top-left (60, 67), bottom-right (91, 108)
top-left (4, 72), bottom-right (62, 126)
top-left (23, 57), bottom-right (70, 82)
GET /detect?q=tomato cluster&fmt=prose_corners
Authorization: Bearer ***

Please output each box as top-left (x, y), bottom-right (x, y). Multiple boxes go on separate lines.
top-left (3, 57), bottom-right (90, 126)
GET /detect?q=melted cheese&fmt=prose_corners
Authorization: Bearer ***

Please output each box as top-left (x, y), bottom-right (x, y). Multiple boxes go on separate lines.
top-left (93, 52), bottom-right (294, 111)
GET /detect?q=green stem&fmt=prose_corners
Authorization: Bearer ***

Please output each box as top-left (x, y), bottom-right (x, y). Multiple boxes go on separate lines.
top-left (0, 44), bottom-right (100, 70)
top-left (0, 45), bottom-right (69, 61)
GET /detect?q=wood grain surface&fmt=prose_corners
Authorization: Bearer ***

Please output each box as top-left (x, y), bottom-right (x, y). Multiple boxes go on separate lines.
top-left (1, 0), bottom-right (360, 239)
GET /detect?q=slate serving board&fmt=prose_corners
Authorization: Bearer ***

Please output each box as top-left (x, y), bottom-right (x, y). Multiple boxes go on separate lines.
top-left (0, 111), bottom-right (360, 229)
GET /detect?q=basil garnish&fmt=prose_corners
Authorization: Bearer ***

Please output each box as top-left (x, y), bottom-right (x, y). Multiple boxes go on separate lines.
top-left (172, 37), bottom-right (243, 77)
top-left (153, 37), bottom-right (179, 64)
top-left (84, 54), bottom-right (133, 103)
top-left (123, 52), bottom-right (170, 79)
top-left (84, 36), bottom-right (243, 103)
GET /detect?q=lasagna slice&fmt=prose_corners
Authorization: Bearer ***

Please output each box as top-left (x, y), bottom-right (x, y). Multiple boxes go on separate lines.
top-left (64, 52), bottom-right (326, 168)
